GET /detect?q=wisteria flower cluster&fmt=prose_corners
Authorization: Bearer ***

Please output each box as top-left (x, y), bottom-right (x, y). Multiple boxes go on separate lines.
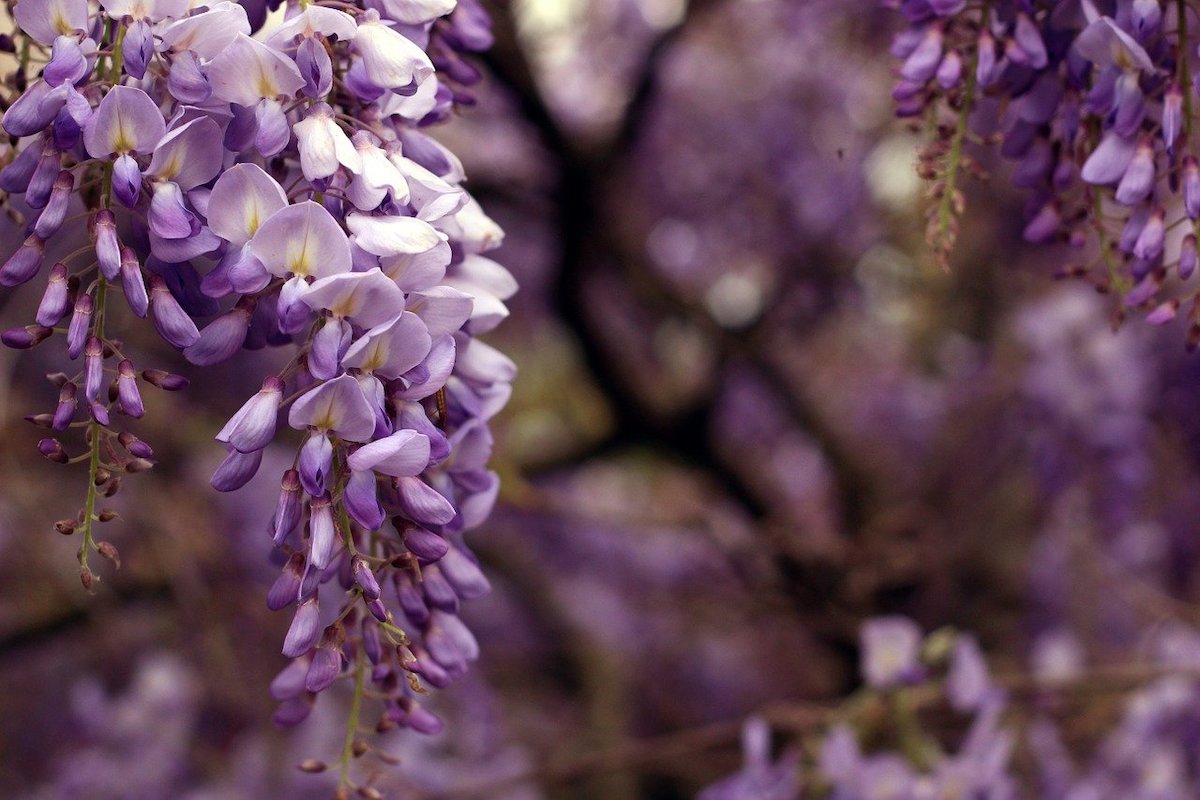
top-left (0, 0), bottom-right (514, 788)
top-left (884, 0), bottom-right (1200, 340)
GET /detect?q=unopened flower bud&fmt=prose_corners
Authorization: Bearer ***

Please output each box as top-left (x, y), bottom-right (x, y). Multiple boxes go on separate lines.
top-left (2, 324), bottom-right (52, 349)
top-left (37, 437), bottom-right (68, 463)
top-left (141, 369), bottom-right (189, 391)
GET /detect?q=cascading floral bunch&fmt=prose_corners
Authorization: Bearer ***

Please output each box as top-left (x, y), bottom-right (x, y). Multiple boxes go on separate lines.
top-left (0, 0), bottom-right (515, 788)
top-left (885, 0), bottom-right (1200, 340)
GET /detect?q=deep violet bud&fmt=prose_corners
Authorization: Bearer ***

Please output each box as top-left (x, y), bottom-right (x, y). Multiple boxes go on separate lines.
top-left (344, 467), bottom-right (384, 531)
top-left (440, 545), bottom-right (491, 600)
top-left (184, 296), bottom-right (255, 365)
top-left (273, 469), bottom-right (304, 545)
top-left (421, 563), bottom-right (459, 612)
top-left (282, 596), bottom-right (321, 657)
top-left (976, 29), bottom-right (996, 86)
top-left (1147, 299), bottom-right (1179, 324)
top-left (268, 552), bottom-right (306, 610)
top-left (52, 381), bottom-right (76, 430)
top-left (0, 234), bottom-right (45, 287)
top-left (120, 246), bottom-right (148, 318)
top-left (351, 556), bottom-right (381, 600)
top-left (1023, 203), bottom-right (1060, 243)
top-left (299, 431), bottom-right (334, 497)
top-left (1185, 157), bottom-right (1200, 220)
top-left (141, 369), bottom-right (189, 391)
top-left (67, 293), bottom-right (93, 359)
top-left (35, 263), bottom-right (71, 326)
top-left (149, 274), bottom-right (201, 348)
top-left (1132, 0), bottom-right (1163, 38)
top-left (403, 526), bottom-right (449, 561)
top-left (2, 324), bottom-right (52, 349)
top-left (0, 137), bottom-right (43, 193)
top-left (93, 210), bottom-right (121, 280)
top-left (308, 494), bottom-right (338, 570)
top-left (1181, 234), bottom-right (1197, 280)
top-left (118, 431), bottom-right (153, 459)
top-left (89, 399), bottom-right (110, 426)
top-left (362, 617), bottom-right (381, 664)
top-left (297, 36), bottom-right (333, 99)
top-left (116, 360), bottom-right (144, 418)
top-left (33, 171), bottom-right (72, 239)
top-left (83, 336), bottom-right (104, 402)
top-left (305, 627), bottom-right (344, 693)
top-left (27, 145), bottom-right (62, 209)
top-left (367, 598), bottom-right (388, 622)
top-left (217, 375), bottom-right (283, 453)
top-left (272, 696), bottom-right (314, 728)
top-left (1124, 272), bottom-right (1162, 307)
top-left (210, 446), bottom-right (263, 492)
top-left (1013, 12), bottom-right (1048, 69)
top-left (38, 437), bottom-right (68, 464)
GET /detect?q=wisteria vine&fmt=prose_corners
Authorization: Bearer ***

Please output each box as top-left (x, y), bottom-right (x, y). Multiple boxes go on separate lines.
top-left (0, 0), bottom-right (514, 790)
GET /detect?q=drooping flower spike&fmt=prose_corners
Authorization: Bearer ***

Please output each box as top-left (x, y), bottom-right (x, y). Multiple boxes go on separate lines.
top-left (0, 0), bottom-right (514, 789)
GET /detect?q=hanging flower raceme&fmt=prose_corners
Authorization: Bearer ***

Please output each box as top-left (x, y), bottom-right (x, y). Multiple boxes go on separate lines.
top-left (0, 0), bottom-right (514, 789)
top-left (883, 0), bottom-right (1200, 341)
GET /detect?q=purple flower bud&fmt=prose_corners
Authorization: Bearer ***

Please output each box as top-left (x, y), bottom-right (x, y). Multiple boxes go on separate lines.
top-left (36, 262), bottom-right (71, 326)
top-left (184, 296), bottom-right (254, 365)
top-left (935, 49), bottom-right (961, 90)
top-left (362, 617), bottom-right (382, 664)
top-left (38, 437), bottom-right (68, 463)
top-left (1023, 202), bottom-right (1060, 243)
top-left (1124, 272), bottom-right (1161, 307)
top-left (217, 375), bottom-right (283, 453)
top-left (269, 654), bottom-right (310, 700)
top-left (1147, 300), bottom-right (1179, 324)
top-left (84, 336), bottom-right (104, 403)
top-left (116, 360), bottom-right (144, 418)
top-left (210, 446), bottom-right (263, 492)
top-left (4, 82), bottom-right (61, 138)
top-left (299, 430), bottom-right (334, 496)
top-left (351, 556), bottom-right (381, 600)
top-left (93, 209), bottom-right (122, 280)
top-left (33, 170), bottom-right (72, 239)
top-left (1185, 158), bottom-right (1200, 220)
top-left (1114, 139), bottom-right (1155, 206)
top-left (1182, 234), bottom-right (1197, 280)
top-left (112, 153), bottom-right (142, 208)
top-left (44, 35), bottom-right (86, 87)
top-left (123, 19), bottom-right (154, 79)
top-left (282, 596), bottom-right (321, 657)
top-left (421, 563), bottom-right (459, 612)
top-left (168, 51), bottom-right (211, 104)
top-left (395, 476), bottom-right (456, 527)
top-left (440, 545), bottom-right (491, 600)
top-left (66, 293), bottom-right (92, 359)
top-left (1133, 207), bottom-right (1165, 260)
top-left (52, 381), bottom-right (76, 430)
top-left (947, 634), bottom-right (991, 712)
top-left (1132, 0), bottom-right (1162, 39)
top-left (403, 526), bottom-right (449, 561)
top-left (3, 324), bottom-right (52, 349)
top-left (305, 630), bottom-right (344, 693)
top-left (401, 702), bottom-right (443, 735)
top-left (149, 274), bottom-right (201, 348)
top-left (118, 431), bottom-right (153, 459)
top-left (272, 697), bottom-right (314, 728)
top-left (308, 317), bottom-right (347, 380)
top-left (297, 36), bottom-right (333, 98)
top-left (0, 234), bottom-right (45, 287)
top-left (26, 143), bottom-right (61, 209)
top-left (271, 469), bottom-right (304, 546)
top-left (268, 552), bottom-right (306, 611)
top-left (396, 570), bottom-right (429, 625)
top-left (141, 369), bottom-right (189, 391)
top-left (90, 399), bottom-right (109, 426)
top-left (0, 136), bottom-right (44, 193)
top-left (424, 609), bottom-right (478, 672)
top-left (1163, 83), bottom-right (1183, 153)
top-left (976, 29), bottom-right (997, 87)
top-left (308, 494), bottom-right (338, 570)
top-left (367, 598), bottom-right (388, 622)
top-left (900, 24), bottom-right (942, 82)
top-left (120, 246), bottom-right (148, 318)
top-left (344, 467), bottom-right (384, 531)
top-left (1013, 13), bottom-right (1048, 69)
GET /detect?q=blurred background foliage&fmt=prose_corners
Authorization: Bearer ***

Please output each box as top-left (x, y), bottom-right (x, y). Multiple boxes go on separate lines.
top-left (4, 0), bottom-right (1200, 797)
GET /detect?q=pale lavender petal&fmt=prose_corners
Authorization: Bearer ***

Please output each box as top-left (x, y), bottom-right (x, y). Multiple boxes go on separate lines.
top-left (249, 200), bottom-right (353, 279)
top-left (346, 429), bottom-right (430, 477)
top-left (83, 85), bottom-right (165, 158)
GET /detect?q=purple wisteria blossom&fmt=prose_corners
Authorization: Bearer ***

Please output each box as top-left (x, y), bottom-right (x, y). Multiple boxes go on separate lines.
top-left (0, 0), bottom-right (511, 788)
